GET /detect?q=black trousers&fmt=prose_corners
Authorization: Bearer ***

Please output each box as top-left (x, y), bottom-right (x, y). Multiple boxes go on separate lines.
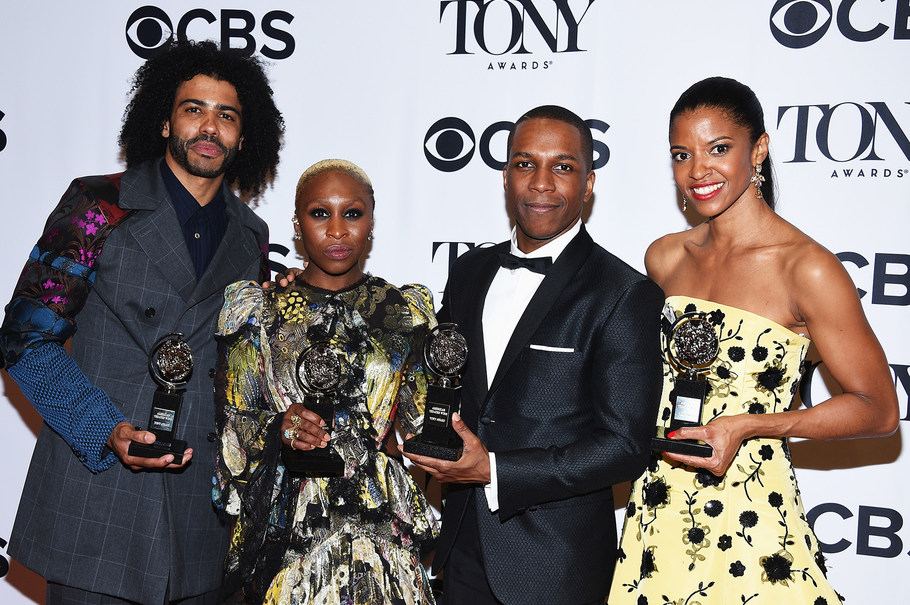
top-left (440, 493), bottom-right (604, 605)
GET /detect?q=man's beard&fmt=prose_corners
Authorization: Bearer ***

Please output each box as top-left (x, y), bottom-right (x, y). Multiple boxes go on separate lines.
top-left (168, 134), bottom-right (240, 179)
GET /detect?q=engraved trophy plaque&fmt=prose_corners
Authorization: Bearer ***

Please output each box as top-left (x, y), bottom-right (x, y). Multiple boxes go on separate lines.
top-left (403, 323), bottom-right (468, 461)
top-left (282, 341), bottom-right (344, 475)
top-left (129, 333), bottom-right (193, 464)
top-left (651, 312), bottom-right (718, 457)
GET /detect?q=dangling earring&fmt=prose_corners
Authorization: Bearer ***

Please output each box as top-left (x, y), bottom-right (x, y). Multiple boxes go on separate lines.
top-left (750, 164), bottom-right (765, 199)
top-left (367, 231), bottom-right (373, 241)
top-left (291, 215), bottom-right (301, 241)
top-left (682, 196), bottom-right (688, 211)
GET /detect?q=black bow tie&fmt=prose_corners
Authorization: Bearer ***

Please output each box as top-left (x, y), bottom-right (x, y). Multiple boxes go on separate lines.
top-left (498, 252), bottom-right (552, 275)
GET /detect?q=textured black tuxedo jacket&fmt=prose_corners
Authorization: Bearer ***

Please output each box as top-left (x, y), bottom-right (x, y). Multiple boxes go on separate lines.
top-left (433, 226), bottom-right (664, 604)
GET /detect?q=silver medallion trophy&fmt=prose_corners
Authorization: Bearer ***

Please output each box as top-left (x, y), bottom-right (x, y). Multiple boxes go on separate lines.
top-left (403, 323), bottom-right (468, 461)
top-left (282, 341), bottom-right (344, 474)
top-left (129, 333), bottom-right (193, 464)
top-left (651, 312), bottom-right (717, 457)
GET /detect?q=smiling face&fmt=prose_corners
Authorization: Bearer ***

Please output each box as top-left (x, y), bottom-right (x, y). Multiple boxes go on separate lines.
top-left (162, 74), bottom-right (243, 184)
top-left (503, 118), bottom-right (595, 253)
top-left (294, 169), bottom-right (373, 291)
top-left (669, 107), bottom-right (768, 219)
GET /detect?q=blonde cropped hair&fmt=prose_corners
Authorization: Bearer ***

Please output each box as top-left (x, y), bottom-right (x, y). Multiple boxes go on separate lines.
top-left (294, 159), bottom-right (375, 208)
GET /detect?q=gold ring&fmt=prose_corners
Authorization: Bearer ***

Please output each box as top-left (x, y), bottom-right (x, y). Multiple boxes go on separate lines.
top-left (290, 414), bottom-right (302, 428)
top-left (290, 438), bottom-right (297, 451)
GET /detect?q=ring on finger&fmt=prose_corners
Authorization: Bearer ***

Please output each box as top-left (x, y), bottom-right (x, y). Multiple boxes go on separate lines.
top-left (290, 414), bottom-right (302, 428)
top-left (290, 438), bottom-right (297, 450)
top-left (283, 428), bottom-right (296, 440)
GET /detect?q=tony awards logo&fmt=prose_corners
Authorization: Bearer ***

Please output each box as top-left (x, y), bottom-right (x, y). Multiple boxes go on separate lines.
top-left (652, 310), bottom-right (718, 457)
top-left (282, 341), bottom-right (343, 474)
top-left (404, 323), bottom-right (468, 461)
top-left (129, 333), bottom-right (193, 463)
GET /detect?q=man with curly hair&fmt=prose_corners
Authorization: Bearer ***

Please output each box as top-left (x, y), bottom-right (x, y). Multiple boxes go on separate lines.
top-left (0, 40), bottom-right (284, 604)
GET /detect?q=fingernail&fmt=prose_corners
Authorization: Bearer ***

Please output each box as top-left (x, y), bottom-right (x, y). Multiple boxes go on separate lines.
top-left (667, 430), bottom-right (676, 439)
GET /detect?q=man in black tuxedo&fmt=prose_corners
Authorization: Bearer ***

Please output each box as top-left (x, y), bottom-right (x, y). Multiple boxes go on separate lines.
top-left (403, 105), bottom-right (664, 604)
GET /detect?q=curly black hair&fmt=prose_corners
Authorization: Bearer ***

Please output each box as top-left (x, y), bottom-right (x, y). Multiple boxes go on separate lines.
top-left (119, 39), bottom-right (284, 199)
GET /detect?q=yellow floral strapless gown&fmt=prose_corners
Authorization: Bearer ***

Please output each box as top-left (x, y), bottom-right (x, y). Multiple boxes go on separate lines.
top-left (610, 296), bottom-right (842, 605)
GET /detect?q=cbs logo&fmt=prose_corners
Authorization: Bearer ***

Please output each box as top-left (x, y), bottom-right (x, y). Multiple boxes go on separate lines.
top-left (770, 0), bottom-right (910, 48)
top-left (125, 6), bottom-right (295, 59)
top-left (0, 536), bottom-right (8, 579)
top-left (424, 116), bottom-right (610, 172)
top-left (0, 110), bottom-right (6, 154)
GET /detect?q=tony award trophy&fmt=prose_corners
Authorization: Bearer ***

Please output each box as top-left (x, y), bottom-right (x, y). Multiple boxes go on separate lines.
top-left (651, 311), bottom-right (718, 457)
top-left (403, 323), bottom-right (468, 461)
top-left (282, 341), bottom-right (344, 475)
top-left (129, 333), bottom-right (193, 464)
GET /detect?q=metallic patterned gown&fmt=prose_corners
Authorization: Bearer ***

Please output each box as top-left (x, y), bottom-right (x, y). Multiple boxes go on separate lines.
top-left (213, 276), bottom-right (439, 605)
top-left (610, 296), bottom-right (842, 605)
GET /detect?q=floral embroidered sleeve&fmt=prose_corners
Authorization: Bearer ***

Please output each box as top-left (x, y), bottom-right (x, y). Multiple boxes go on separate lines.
top-left (0, 175), bottom-right (134, 472)
top-left (396, 284), bottom-right (437, 436)
top-left (213, 280), bottom-right (281, 516)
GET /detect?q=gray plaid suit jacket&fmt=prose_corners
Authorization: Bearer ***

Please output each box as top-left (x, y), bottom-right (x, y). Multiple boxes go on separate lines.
top-left (6, 161), bottom-right (268, 604)
top-left (433, 226), bottom-right (664, 604)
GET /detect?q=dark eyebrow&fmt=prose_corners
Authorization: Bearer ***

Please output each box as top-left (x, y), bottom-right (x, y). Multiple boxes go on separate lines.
top-left (178, 98), bottom-right (241, 115)
top-left (509, 151), bottom-right (580, 163)
top-left (670, 136), bottom-right (734, 151)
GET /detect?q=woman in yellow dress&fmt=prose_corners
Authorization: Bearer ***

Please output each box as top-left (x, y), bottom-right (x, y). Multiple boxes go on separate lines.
top-left (610, 77), bottom-right (898, 604)
top-left (213, 159), bottom-right (438, 604)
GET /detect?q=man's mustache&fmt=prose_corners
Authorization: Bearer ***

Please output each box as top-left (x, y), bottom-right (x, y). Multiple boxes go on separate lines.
top-left (186, 134), bottom-right (229, 154)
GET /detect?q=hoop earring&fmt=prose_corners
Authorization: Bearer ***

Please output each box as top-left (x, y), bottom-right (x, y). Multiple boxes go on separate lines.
top-left (291, 216), bottom-right (301, 241)
top-left (750, 164), bottom-right (765, 199)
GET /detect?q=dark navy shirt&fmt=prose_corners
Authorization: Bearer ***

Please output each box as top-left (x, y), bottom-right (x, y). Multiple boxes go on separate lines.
top-left (160, 160), bottom-right (229, 280)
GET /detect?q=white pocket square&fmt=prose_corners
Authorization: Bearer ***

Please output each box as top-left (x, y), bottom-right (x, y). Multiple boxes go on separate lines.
top-left (529, 344), bottom-right (575, 353)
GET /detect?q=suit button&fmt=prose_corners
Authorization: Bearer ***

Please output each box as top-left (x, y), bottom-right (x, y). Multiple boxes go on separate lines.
top-left (208, 368), bottom-right (216, 378)
top-left (144, 307), bottom-right (156, 318)
top-left (480, 415), bottom-right (491, 425)
top-left (207, 432), bottom-right (217, 442)
top-left (528, 505), bottom-right (539, 511)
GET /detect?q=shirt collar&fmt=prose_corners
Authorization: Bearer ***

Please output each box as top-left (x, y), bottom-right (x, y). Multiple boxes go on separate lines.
top-left (509, 220), bottom-right (582, 261)
top-left (159, 158), bottom-right (226, 226)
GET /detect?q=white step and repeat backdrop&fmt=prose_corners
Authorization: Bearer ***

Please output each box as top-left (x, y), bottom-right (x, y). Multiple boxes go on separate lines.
top-left (1, 1), bottom-right (908, 602)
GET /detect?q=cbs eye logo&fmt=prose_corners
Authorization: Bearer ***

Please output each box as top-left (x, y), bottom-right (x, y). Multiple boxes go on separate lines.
top-left (770, 0), bottom-right (909, 48)
top-left (125, 6), bottom-right (295, 59)
top-left (770, 0), bottom-right (833, 48)
top-left (424, 116), bottom-right (610, 172)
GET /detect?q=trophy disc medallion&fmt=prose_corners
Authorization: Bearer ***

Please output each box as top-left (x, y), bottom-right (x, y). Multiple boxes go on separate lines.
top-left (283, 341), bottom-right (344, 474)
top-left (403, 323), bottom-right (468, 461)
top-left (128, 333), bottom-right (193, 463)
top-left (652, 312), bottom-right (718, 457)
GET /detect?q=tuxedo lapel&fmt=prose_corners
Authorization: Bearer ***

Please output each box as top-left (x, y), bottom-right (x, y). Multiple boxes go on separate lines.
top-left (484, 227), bottom-right (593, 404)
top-left (460, 243), bottom-right (507, 407)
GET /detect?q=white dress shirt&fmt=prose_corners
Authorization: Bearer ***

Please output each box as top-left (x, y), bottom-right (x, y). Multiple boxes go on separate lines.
top-left (481, 221), bottom-right (582, 511)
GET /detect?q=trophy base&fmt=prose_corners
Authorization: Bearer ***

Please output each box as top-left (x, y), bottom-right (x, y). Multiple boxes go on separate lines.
top-left (651, 427), bottom-right (713, 457)
top-left (128, 439), bottom-right (187, 465)
top-left (282, 446), bottom-right (344, 475)
top-left (402, 436), bottom-right (463, 461)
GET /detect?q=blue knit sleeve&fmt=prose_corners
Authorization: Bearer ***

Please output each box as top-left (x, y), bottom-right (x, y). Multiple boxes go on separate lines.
top-left (0, 174), bottom-right (131, 472)
top-left (8, 343), bottom-right (127, 472)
